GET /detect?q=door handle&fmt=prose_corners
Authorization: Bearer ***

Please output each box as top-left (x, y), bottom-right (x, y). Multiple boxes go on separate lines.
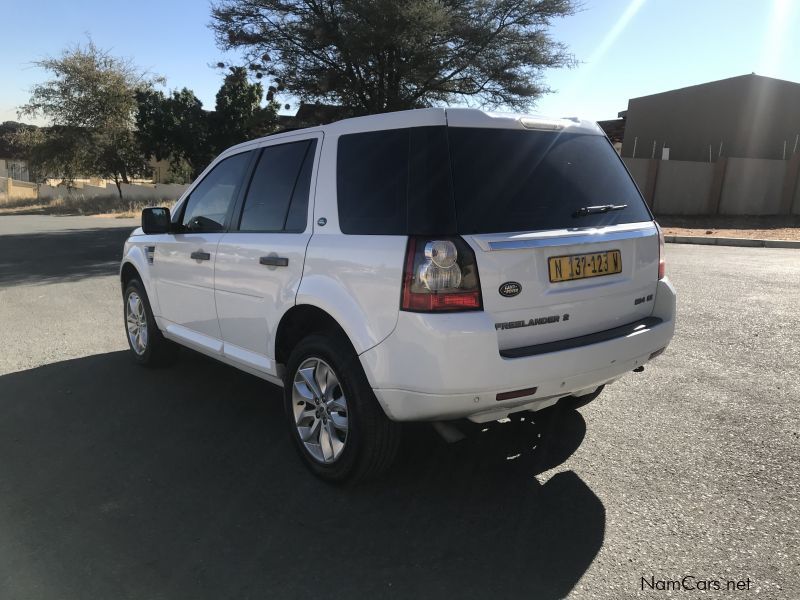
top-left (259, 256), bottom-right (289, 267)
top-left (190, 251), bottom-right (211, 261)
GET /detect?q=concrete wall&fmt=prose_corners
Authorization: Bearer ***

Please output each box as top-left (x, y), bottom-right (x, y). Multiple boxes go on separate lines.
top-left (653, 160), bottom-right (714, 215)
top-left (719, 158), bottom-right (786, 215)
top-left (795, 168), bottom-right (800, 216)
top-left (623, 158), bottom-right (649, 194)
top-left (1, 178), bottom-right (187, 205)
top-left (621, 157), bottom-right (798, 215)
top-left (0, 177), bottom-right (37, 203)
top-left (37, 182), bottom-right (188, 202)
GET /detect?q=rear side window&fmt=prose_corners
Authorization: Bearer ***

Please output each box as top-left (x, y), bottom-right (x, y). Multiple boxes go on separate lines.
top-left (336, 127), bottom-right (455, 235)
top-left (181, 151), bottom-right (251, 232)
top-left (239, 139), bottom-right (316, 232)
top-left (337, 129), bottom-right (407, 234)
top-left (448, 128), bottom-right (651, 234)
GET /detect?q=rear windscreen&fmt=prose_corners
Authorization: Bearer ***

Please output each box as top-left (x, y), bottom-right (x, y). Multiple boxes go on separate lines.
top-left (336, 126), bottom-right (650, 235)
top-left (448, 128), bottom-right (651, 234)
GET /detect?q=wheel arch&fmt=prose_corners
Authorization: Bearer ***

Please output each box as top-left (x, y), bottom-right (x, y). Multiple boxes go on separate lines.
top-left (274, 305), bottom-right (358, 370)
top-left (120, 246), bottom-right (159, 316)
top-left (120, 261), bottom-right (141, 289)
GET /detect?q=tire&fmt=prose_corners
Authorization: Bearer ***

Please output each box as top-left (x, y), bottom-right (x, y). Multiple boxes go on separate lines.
top-left (123, 278), bottom-right (179, 366)
top-left (559, 385), bottom-right (605, 410)
top-left (283, 333), bottom-right (401, 483)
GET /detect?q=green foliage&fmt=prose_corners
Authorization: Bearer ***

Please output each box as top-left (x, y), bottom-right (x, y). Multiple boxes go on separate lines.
top-left (135, 87), bottom-right (214, 180)
top-left (12, 126), bottom-right (85, 184)
top-left (0, 121), bottom-right (37, 158)
top-left (18, 40), bottom-right (158, 196)
top-left (210, 0), bottom-right (578, 114)
top-left (135, 67), bottom-right (279, 180)
top-left (213, 66), bottom-right (279, 148)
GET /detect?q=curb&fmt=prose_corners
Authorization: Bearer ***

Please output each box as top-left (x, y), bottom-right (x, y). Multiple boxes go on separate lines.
top-left (664, 235), bottom-right (800, 249)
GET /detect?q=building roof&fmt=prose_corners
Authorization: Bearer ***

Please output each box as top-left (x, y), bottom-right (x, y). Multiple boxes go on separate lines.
top-left (628, 73), bottom-right (800, 102)
top-left (621, 73), bottom-right (800, 161)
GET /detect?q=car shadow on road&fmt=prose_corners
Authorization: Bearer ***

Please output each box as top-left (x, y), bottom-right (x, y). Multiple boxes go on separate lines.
top-left (0, 226), bottom-right (134, 287)
top-left (0, 350), bottom-right (605, 600)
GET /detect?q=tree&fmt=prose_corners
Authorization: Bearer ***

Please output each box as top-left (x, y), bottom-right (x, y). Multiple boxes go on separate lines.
top-left (212, 66), bottom-right (279, 149)
top-left (18, 40), bottom-right (157, 197)
top-left (135, 67), bottom-right (278, 180)
top-left (0, 121), bottom-right (37, 158)
top-left (210, 0), bottom-right (577, 115)
top-left (136, 87), bottom-right (213, 180)
top-left (11, 126), bottom-right (86, 184)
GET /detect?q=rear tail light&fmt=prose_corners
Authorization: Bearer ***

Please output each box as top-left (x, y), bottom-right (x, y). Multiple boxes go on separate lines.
top-left (655, 222), bottom-right (666, 279)
top-left (401, 236), bottom-right (483, 312)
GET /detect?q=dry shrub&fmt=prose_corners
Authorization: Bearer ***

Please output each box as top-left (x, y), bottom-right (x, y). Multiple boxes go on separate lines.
top-left (35, 194), bottom-right (177, 215)
top-left (0, 195), bottom-right (44, 209)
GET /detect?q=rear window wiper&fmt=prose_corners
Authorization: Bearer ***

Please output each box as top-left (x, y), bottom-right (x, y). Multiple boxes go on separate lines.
top-left (573, 204), bottom-right (628, 217)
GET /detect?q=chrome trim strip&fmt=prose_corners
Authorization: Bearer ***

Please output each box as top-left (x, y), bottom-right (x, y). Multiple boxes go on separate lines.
top-left (484, 222), bottom-right (657, 250)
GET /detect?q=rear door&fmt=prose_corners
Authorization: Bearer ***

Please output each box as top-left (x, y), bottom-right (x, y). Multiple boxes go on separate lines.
top-left (214, 134), bottom-right (320, 376)
top-left (445, 121), bottom-right (659, 353)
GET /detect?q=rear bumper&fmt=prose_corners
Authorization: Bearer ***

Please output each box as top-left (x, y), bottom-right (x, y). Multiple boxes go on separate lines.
top-left (360, 278), bottom-right (676, 422)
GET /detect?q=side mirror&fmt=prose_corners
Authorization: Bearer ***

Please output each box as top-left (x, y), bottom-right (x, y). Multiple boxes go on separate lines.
top-left (142, 207), bottom-right (171, 234)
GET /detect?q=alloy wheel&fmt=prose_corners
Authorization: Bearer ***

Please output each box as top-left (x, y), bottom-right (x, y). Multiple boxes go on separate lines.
top-left (126, 291), bottom-right (148, 355)
top-left (291, 357), bottom-right (349, 463)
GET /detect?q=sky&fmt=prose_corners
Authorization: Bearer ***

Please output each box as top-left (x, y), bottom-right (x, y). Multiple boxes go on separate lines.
top-left (1, 0), bottom-right (799, 125)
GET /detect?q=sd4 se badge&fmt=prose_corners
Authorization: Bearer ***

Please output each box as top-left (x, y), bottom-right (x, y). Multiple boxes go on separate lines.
top-left (498, 281), bottom-right (522, 298)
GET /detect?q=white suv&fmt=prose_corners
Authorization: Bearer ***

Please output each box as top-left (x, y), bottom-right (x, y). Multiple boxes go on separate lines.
top-left (121, 108), bottom-right (676, 481)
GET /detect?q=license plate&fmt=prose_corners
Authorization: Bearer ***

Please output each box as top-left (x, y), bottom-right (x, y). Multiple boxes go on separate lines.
top-left (548, 250), bottom-right (622, 283)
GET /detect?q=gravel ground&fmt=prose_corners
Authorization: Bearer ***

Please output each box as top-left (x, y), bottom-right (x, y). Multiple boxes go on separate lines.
top-left (659, 215), bottom-right (800, 241)
top-left (0, 216), bottom-right (797, 600)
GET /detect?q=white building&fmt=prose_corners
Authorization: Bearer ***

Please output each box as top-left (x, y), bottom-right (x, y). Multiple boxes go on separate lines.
top-left (0, 158), bottom-right (29, 181)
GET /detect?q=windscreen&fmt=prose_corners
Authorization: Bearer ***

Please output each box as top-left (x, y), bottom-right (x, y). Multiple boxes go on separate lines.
top-left (447, 128), bottom-right (651, 234)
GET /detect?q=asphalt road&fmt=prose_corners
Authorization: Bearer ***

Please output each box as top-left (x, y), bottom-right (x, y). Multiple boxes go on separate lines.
top-left (0, 215), bottom-right (797, 600)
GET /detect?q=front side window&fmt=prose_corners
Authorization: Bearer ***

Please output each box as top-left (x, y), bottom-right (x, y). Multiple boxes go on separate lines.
top-left (239, 139), bottom-right (316, 232)
top-left (181, 151), bottom-right (251, 232)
